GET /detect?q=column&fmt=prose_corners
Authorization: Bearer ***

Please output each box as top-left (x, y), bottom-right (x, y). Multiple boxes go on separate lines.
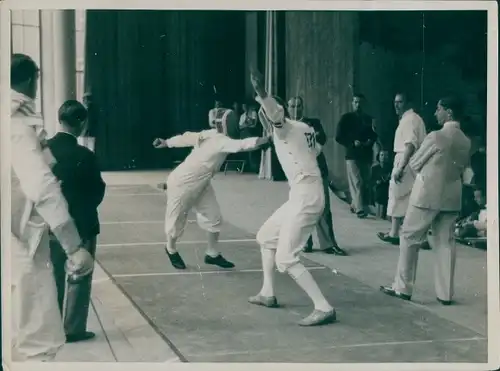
top-left (244, 12), bottom-right (258, 98)
top-left (40, 10), bottom-right (77, 137)
top-left (258, 10), bottom-right (278, 181)
top-left (10, 10), bottom-right (43, 114)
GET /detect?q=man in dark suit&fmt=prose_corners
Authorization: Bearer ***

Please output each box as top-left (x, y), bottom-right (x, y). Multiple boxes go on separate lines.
top-left (48, 100), bottom-right (106, 343)
top-left (335, 93), bottom-right (377, 218)
top-left (287, 96), bottom-right (347, 256)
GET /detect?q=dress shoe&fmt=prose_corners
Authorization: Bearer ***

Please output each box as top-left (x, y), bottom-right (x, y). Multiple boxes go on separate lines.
top-left (66, 331), bottom-right (95, 343)
top-left (204, 254), bottom-right (235, 269)
top-left (437, 297), bottom-right (453, 306)
top-left (379, 285), bottom-right (411, 301)
top-left (165, 248), bottom-right (186, 269)
top-left (323, 246), bottom-right (348, 256)
top-left (298, 309), bottom-right (337, 326)
top-left (248, 294), bottom-right (279, 308)
top-left (377, 232), bottom-right (400, 245)
top-left (420, 241), bottom-right (431, 250)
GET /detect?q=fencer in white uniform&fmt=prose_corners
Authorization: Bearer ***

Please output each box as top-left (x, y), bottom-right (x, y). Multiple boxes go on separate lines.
top-left (153, 110), bottom-right (270, 270)
top-left (247, 71), bottom-right (336, 326)
top-left (10, 54), bottom-right (94, 362)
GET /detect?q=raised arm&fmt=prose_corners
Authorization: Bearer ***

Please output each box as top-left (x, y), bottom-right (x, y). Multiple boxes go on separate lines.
top-left (250, 68), bottom-right (288, 129)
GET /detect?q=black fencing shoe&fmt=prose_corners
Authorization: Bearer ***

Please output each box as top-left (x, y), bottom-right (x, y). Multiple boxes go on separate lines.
top-left (323, 246), bottom-right (348, 256)
top-left (205, 254), bottom-right (235, 269)
top-left (165, 248), bottom-right (186, 269)
top-left (66, 331), bottom-right (95, 343)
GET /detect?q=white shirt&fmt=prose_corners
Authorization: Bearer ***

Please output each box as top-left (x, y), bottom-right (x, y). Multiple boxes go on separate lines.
top-left (256, 96), bottom-right (321, 184)
top-left (393, 108), bottom-right (427, 153)
top-left (166, 130), bottom-right (260, 186)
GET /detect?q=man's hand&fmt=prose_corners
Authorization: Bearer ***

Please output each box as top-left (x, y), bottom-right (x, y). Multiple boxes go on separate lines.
top-left (393, 167), bottom-right (404, 183)
top-left (153, 138), bottom-right (168, 149)
top-left (250, 67), bottom-right (267, 98)
top-left (354, 140), bottom-right (362, 147)
top-left (65, 247), bottom-right (94, 278)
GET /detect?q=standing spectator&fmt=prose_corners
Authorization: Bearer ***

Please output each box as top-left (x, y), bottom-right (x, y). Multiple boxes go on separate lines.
top-left (239, 101), bottom-right (261, 173)
top-left (208, 99), bottom-right (223, 128)
top-left (10, 53), bottom-right (93, 361)
top-left (380, 96), bottom-right (471, 304)
top-left (48, 100), bottom-right (106, 343)
top-left (287, 96), bottom-right (346, 256)
top-left (335, 93), bottom-right (377, 218)
top-left (371, 150), bottom-right (392, 219)
top-left (377, 92), bottom-right (427, 245)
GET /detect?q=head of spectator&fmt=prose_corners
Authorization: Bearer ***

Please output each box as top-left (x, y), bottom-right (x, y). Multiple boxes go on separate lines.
top-left (11, 53), bottom-right (40, 99)
top-left (473, 186), bottom-right (486, 208)
top-left (352, 93), bottom-right (366, 114)
top-left (435, 95), bottom-right (465, 127)
top-left (394, 92), bottom-right (412, 118)
top-left (58, 100), bottom-right (89, 138)
top-left (287, 96), bottom-right (304, 121)
top-left (377, 149), bottom-right (391, 167)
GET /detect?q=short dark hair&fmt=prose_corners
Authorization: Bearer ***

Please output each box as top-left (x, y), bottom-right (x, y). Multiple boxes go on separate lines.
top-left (395, 92), bottom-right (411, 103)
top-left (11, 53), bottom-right (39, 87)
top-left (58, 100), bottom-right (88, 128)
top-left (353, 93), bottom-right (365, 100)
top-left (439, 95), bottom-right (465, 119)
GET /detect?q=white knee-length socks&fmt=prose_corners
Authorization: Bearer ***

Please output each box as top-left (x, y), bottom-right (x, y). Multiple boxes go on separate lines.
top-left (259, 248), bottom-right (276, 297)
top-left (288, 263), bottom-right (333, 312)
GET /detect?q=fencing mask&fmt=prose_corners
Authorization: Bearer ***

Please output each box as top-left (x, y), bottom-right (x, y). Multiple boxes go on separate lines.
top-left (213, 108), bottom-right (240, 139)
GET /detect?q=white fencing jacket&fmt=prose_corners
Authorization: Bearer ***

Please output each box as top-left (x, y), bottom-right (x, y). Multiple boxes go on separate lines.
top-left (11, 90), bottom-right (81, 257)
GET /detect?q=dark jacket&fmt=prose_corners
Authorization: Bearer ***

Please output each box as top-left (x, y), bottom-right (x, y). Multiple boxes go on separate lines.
top-left (302, 117), bottom-right (329, 178)
top-left (47, 132), bottom-right (106, 240)
top-left (335, 111), bottom-right (377, 161)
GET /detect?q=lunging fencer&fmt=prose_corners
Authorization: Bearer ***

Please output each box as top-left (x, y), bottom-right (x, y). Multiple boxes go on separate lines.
top-left (153, 109), bottom-right (270, 270)
top-left (248, 69), bottom-right (336, 326)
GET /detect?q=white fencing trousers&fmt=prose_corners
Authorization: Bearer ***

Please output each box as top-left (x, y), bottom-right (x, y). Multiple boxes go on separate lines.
top-left (257, 176), bottom-right (325, 273)
top-left (10, 231), bottom-right (66, 362)
top-left (164, 181), bottom-right (222, 240)
top-left (392, 205), bottom-right (459, 300)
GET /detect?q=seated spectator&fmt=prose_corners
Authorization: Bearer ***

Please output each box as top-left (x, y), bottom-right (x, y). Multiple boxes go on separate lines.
top-left (455, 186), bottom-right (487, 239)
top-left (371, 150), bottom-right (392, 219)
top-left (470, 135), bottom-right (486, 188)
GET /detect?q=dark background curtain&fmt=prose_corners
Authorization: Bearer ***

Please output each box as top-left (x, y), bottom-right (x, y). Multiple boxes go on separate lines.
top-left (85, 10), bottom-right (246, 171)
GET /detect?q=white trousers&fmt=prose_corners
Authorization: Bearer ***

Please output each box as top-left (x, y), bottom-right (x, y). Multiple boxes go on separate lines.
top-left (257, 177), bottom-right (324, 272)
top-left (164, 181), bottom-right (222, 239)
top-left (392, 205), bottom-right (459, 300)
top-left (10, 232), bottom-right (65, 362)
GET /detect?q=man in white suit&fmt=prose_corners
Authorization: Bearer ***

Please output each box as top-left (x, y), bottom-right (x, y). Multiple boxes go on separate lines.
top-left (380, 96), bottom-right (471, 305)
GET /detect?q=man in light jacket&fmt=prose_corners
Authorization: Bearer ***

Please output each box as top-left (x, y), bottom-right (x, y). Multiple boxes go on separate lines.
top-left (380, 96), bottom-right (471, 304)
top-left (10, 53), bottom-right (94, 362)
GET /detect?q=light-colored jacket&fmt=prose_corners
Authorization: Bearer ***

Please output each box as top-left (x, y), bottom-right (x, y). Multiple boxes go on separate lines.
top-left (11, 90), bottom-right (81, 257)
top-left (408, 121), bottom-right (471, 211)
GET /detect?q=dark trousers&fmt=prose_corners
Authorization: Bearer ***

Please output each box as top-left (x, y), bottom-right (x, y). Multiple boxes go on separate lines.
top-left (50, 236), bottom-right (97, 336)
top-left (306, 177), bottom-right (339, 249)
